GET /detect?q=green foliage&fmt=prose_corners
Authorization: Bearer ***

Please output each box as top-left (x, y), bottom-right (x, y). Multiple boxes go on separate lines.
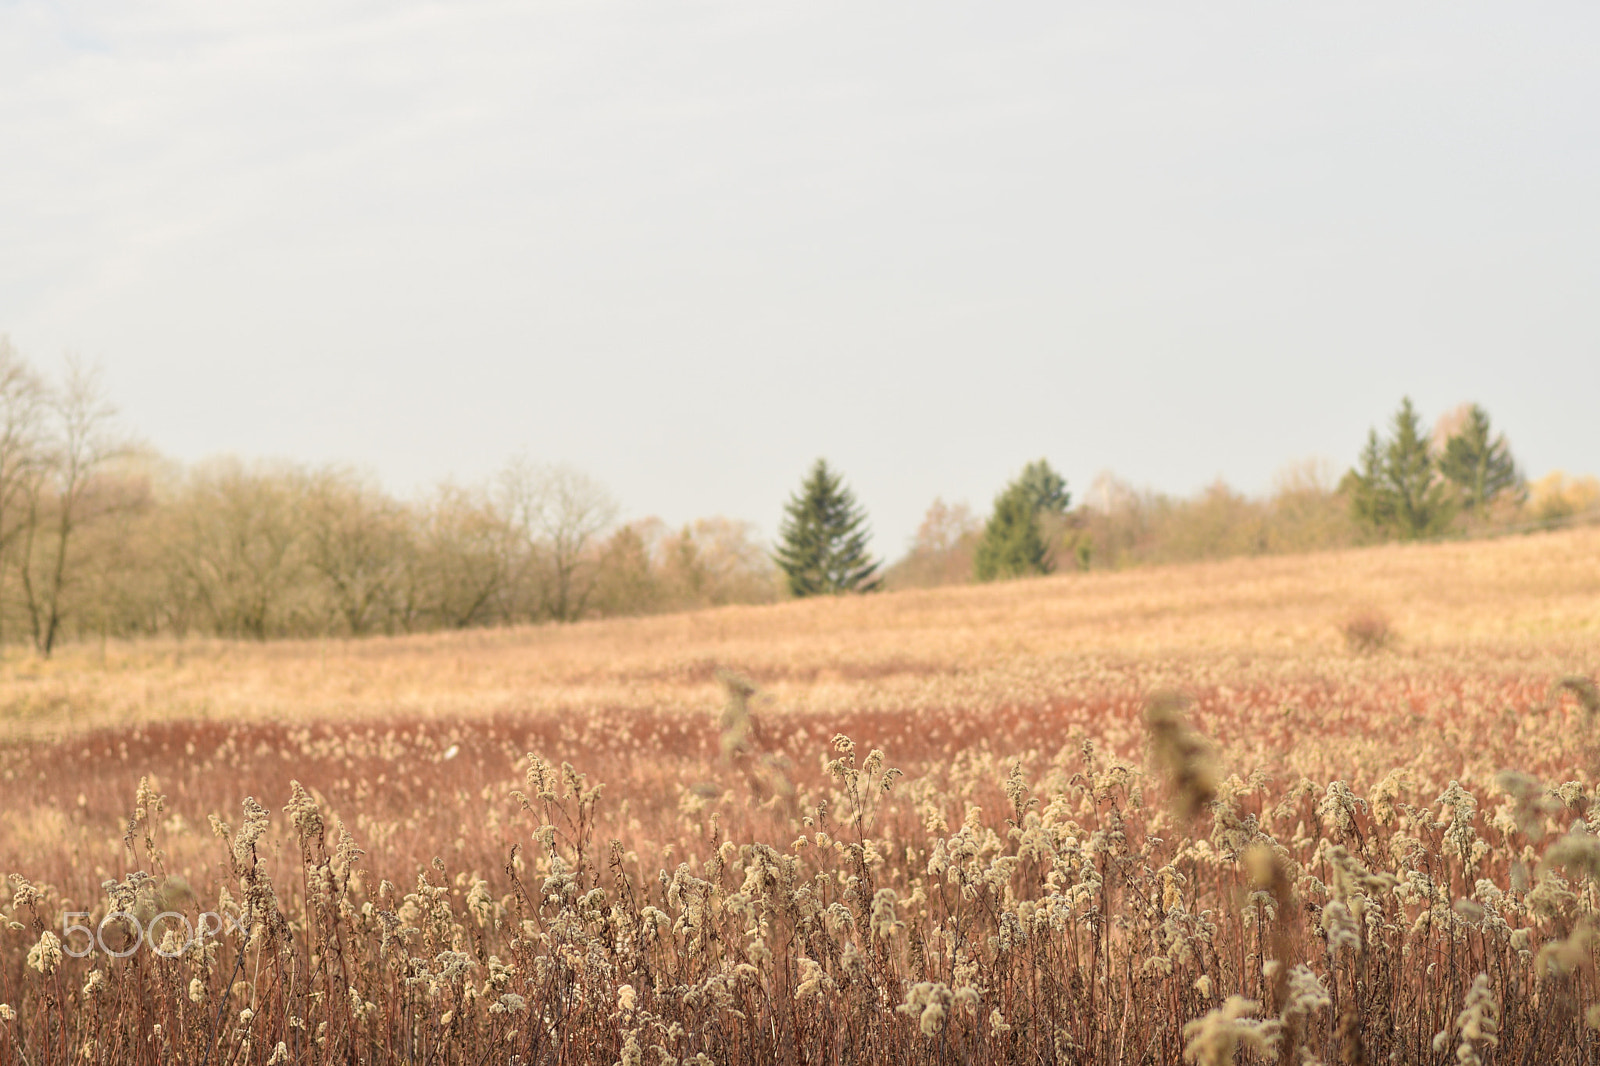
top-left (1016, 458), bottom-right (1071, 515)
top-left (975, 459), bottom-right (1068, 582)
top-left (1438, 404), bottom-right (1523, 515)
top-left (1345, 397), bottom-right (1456, 541)
top-left (773, 459), bottom-right (880, 597)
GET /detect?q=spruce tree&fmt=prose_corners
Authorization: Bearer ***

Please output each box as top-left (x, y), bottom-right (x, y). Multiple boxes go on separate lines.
top-left (1016, 458), bottom-right (1071, 515)
top-left (974, 459), bottom-right (1068, 581)
top-left (1346, 397), bottom-right (1456, 540)
top-left (773, 459), bottom-right (880, 596)
top-left (1438, 404), bottom-right (1523, 515)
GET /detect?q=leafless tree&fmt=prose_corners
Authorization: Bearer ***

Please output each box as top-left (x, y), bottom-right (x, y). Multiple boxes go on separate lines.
top-left (18, 359), bottom-right (128, 655)
top-left (410, 482), bottom-right (514, 629)
top-left (165, 460), bottom-right (313, 640)
top-left (497, 459), bottom-right (618, 622)
top-left (302, 468), bottom-right (413, 635)
top-left (0, 337), bottom-right (46, 647)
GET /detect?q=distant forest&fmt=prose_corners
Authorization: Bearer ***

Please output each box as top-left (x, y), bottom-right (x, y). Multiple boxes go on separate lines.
top-left (0, 338), bottom-right (1594, 651)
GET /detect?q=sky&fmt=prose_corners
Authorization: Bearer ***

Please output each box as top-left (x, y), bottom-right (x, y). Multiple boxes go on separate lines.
top-left (2, 2), bottom-right (1597, 555)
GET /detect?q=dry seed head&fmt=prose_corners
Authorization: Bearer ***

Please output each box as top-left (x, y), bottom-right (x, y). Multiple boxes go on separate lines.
top-left (27, 930), bottom-right (62, 976)
top-left (870, 888), bottom-right (904, 940)
top-left (1437, 974), bottom-right (1499, 1066)
top-left (1182, 996), bottom-right (1280, 1066)
top-left (7, 875), bottom-right (42, 910)
top-left (1144, 692), bottom-right (1217, 820)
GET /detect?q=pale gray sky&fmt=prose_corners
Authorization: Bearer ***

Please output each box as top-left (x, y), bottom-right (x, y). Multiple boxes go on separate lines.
top-left (3, 2), bottom-right (1596, 553)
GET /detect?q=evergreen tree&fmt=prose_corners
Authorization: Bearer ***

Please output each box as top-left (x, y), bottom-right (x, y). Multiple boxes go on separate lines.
top-left (1345, 397), bottom-right (1455, 540)
top-left (773, 459), bottom-right (880, 596)
top-left (1438, 404), bottom-right (1523, 515)
top-left (1016, 458), bottom-right (1071, 515)
top-left (1345, 429), bottom-right (1393, 532)
top-left (974, 459), bottom-right (1068, 581)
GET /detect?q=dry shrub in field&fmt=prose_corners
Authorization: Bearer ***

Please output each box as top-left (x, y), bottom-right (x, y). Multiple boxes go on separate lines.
top-left (5, 672), bottom-right (1600, 1064)
top-left (1339, 607), bottom-right (1394, 654)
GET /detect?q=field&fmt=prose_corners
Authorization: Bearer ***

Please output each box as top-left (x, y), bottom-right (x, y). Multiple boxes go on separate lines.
top-left (2, 528), bottom-right (1599, 1064)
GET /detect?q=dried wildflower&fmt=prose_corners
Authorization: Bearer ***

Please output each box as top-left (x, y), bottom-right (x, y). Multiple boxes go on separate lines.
top-left (898, 982), bottom-right (955, 1037)
top-left (1535, 923), bottom-right (1592, 975)
top-left (27, 930), bottom-right (62, 976)
top-left (1545, 828), bottom-right (1600, 884)
top-left (234, 797), bottom-right (271, 869)
top-left (1282, 965), bottom-right (1330, 1019)
top-left (717, 671), bottom-right (759, 758)
top-left (333, 822), bottom-right (366, 877)
top-left (795, 957), bottom-right (832, 999)
top-left (618, 1029), bottom-right (644, 1066)
top-left (1318, 781), bottom-right (1366, 840)
top-left (8, 875), bottom-right (42, 910)
top-left (1436, 781), bottom-right (1480, 864)
top-left (490, 993), bottom-right (527, 1015)
top-left (1369, 768), bottom-right (1414, 826)
top-left (1182, 996), bottom-right (1280, 1066)
top-left (1145, 692), bottom-right (1217, 820)
top-left (1433, 974), bottom-right (1498, 1066)
top-left (870, 888), bottom-right (904, 940)
top-left (1319, 901), bottom-right (1361, 953)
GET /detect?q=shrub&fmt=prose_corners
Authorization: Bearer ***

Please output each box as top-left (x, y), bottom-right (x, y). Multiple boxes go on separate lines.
top-left (1340, 608), bottom-right (1394, 653)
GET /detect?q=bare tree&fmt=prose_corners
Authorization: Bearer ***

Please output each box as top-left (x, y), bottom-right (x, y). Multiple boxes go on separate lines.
top-left (165, 460), bottom-right (315, 639)
top-left (656, 516), bottom-right (778, 608)
top-left (303, 468), bottom-right (413, 635)
top-left (497, 459), bottom-right (618, 622)
top-left (0, 338), bottom-right (46, 647)
top-left (18, 359), bottom-right (128, 655)
top-left (409, 483), bottom-right (514, 629)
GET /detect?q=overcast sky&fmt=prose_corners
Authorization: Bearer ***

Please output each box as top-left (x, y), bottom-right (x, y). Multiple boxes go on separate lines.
top-left (3, 2), bottom-right (1596, 554)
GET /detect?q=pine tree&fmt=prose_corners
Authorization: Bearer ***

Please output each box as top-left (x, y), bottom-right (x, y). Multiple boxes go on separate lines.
top-left (974, 484), bottom-right (1049, 581)
top-left (1345, 429), bottom-right (1393, 532)
top-left (974, 459), bottom-right (1069, 582)
top-left (1345, 397), bottom-right (1456, 540)
top-left (1016, 458), bottom-right (1071, 515)
top-left (773, 459), bottom-right (880, 596)
top-left (1438, 404), bottom-right (1523, 516)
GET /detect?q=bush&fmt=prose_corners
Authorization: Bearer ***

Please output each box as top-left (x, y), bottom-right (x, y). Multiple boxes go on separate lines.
top-left (1340, 608), bottom-right (1394, 654)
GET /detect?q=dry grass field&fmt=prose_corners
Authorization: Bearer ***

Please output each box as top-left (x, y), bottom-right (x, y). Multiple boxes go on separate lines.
top-left (1, 527), bottom-right (1599, 1064)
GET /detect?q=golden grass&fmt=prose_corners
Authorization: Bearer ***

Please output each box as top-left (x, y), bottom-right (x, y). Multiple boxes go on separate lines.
top-left (4, 525), bottom-right (1596, 737)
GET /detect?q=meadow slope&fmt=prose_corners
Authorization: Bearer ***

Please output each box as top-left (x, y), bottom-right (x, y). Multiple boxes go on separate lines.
top-left (2, 524), bottom-right (1596, 735)
top-left (0, 528), bottom-right (1598, 1064)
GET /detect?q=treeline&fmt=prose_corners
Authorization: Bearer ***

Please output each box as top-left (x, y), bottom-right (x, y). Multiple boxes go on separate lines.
top-left (884, 459), bottom-right (1360, 589)
top-left (0, 340), bottom-right (782, 651)
top-left (3, 334), bottom-right (1595, 650)
top-left (885, 398), bottom-right (1596, 590)
top-left (8, 446), bottom-right (783, 647)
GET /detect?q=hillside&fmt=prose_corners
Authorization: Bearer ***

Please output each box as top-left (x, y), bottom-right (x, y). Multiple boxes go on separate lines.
top-left (2, 524), bottom-right (1595, 737)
